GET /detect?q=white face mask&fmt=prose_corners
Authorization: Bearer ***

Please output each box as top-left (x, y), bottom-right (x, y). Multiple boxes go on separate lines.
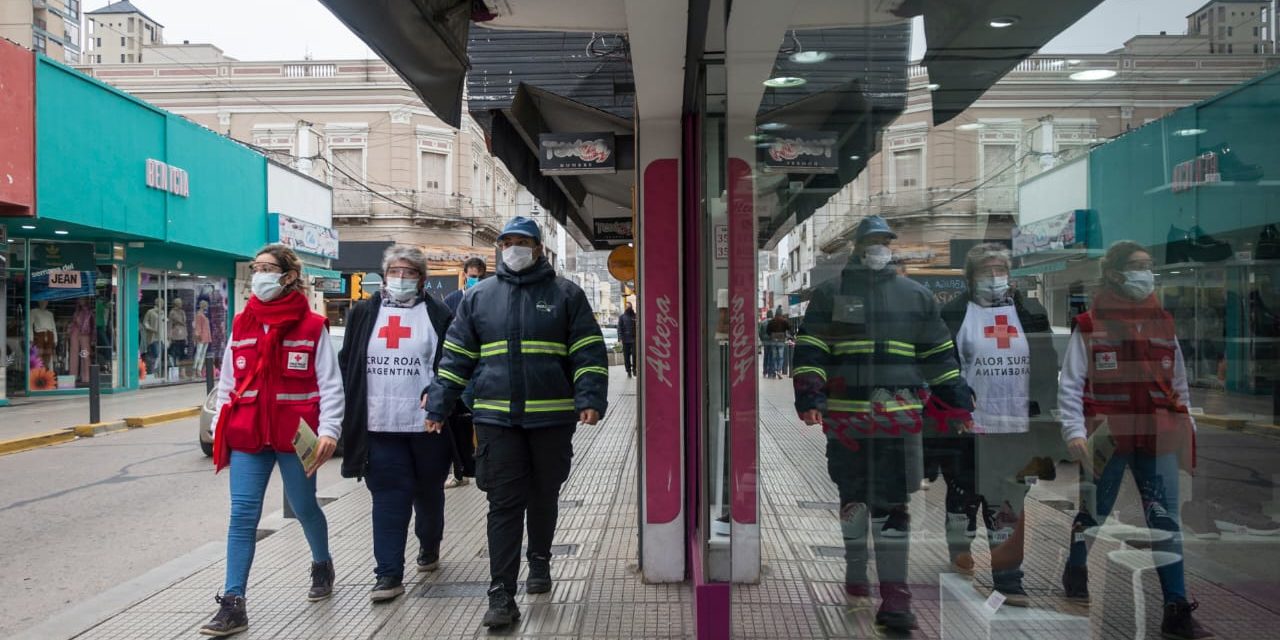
top-left (863, 244), bottom-right (892, 271)
top-left (384, 276), bottom-right (419, 302)
top-left (975, 276), bottom-right (1010, 305)
top-left (250, 272), bottom-right (284, 302)
top-left (1120, 270), bottom-right (1156, 300)
top-left (502, 245), bottom-right (536, 272)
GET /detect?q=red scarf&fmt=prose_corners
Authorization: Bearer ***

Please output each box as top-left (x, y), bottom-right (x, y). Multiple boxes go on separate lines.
top-left (213, 291), bottom-right (312, 471)
top-left (1091, 288), bottom-right (1168, 325)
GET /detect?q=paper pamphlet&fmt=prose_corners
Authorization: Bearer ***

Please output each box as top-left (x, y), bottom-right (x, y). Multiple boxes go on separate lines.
top-left (1087, 418), bottom-right (1117, 477)
top-left (293, 418), bottom-right (320, 470)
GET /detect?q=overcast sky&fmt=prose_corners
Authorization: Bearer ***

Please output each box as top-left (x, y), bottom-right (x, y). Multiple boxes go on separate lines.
top-left (107, 0), bottom-right (1213, 62)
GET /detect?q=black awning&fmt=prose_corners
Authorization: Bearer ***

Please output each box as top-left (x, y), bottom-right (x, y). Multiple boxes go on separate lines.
top-left (317, 0), bottom-right (473, 128)
top-left (919, 0), bottom-right (1105, 125)
top-left (333, 241), bottom-right (393, 273)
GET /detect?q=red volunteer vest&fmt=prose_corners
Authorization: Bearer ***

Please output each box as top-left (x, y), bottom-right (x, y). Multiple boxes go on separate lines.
top-left (221, 313), bottom-right (326, 454)
top-left (1075, 301), bottom-right (1193, 464)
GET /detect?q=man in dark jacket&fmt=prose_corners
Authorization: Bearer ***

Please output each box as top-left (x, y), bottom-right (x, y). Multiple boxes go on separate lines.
top-left (618, 303), bottom-right (636, 377)
top-left (426, 216), bottom-right (608, 629)
top-left (793, 215), bottom-right (973, 633)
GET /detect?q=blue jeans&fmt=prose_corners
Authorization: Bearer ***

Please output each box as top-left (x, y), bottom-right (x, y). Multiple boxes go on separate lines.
top-left (1066, 451), bottom-right (1186, 603)
top-left (224, 449), bottom-right (330, 597)
top-left (365, 432), bottom-right (452, 579)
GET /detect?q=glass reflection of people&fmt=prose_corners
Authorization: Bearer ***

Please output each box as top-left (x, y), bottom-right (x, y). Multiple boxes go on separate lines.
top-left (69, 297), bottom-right (95, 384)
top-left (936, 243), bottom-right (1059, 606)
top-left (31, 299), bottom-right (57, 371)
top-left (766, 307), bottom-right (790, 379)
top-left (1059, 241), bottom-right (1212, 640)
top-left (793, 215), bottom-right (973, 633)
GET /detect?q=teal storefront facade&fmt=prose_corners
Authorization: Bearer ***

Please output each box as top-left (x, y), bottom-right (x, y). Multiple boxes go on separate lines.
top-left (3, 55), bottom-right (267, 399)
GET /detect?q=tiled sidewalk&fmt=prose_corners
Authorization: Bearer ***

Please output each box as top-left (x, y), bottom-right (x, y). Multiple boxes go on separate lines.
top-left (63, 371), bottom-right (1280, 638)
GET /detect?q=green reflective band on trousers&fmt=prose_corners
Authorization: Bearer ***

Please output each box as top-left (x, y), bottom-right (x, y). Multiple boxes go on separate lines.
top-left (521, 340), bottom-right (568, 356)
top-left (928, 369), bottom-right (961, 385)
top-left (795, 335), bottom-right (830, 353)
top-left (438, 369), bottom-right (469, 387)
top-left (444, 340), bottom-right (479, 359)
top-left (570, 335), bottom-right (604, 354)
top-left (480, 341), bottom-right (509, 357)
top-left (574, 366), bottom-right (609, 382)
top-left (917, 340), bottom-right (955, 359)
top-left (525, 399), bottom-right (576, 413)
top-left (792, 366), bottom-right (827, 381)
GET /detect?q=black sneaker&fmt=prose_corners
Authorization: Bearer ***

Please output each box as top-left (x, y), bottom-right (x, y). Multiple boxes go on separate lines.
top-left (879, 506), bottom-right (911, 539)
top-left (481, 586), bottom-right (521, 628)
top-left (1062, 564), bottom-right (1090, 604)
top-left (1162, 599), bottom-right (1215, 639)
top-left (417, 547), bottom-right (440, 572)
top-left (308, 560), bottom-right (334, 601)
top-left (199, 594), bottom-right (248, 637)
top-left (369, 575), bottom-right (404, 602)
top-left (875, 583), bottom-right (917, 632)
top-left (526, 553), bottom-right (552, 594)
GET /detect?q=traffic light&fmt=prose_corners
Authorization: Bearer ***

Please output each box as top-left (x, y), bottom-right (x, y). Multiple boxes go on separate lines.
top-left (350, 273), bottom-right (365, 300)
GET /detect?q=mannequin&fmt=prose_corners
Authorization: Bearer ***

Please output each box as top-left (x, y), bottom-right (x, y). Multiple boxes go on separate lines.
top-left (167, 298), bottom-right (188, 377)
top-left (142, 302), bottom-right (166, 375)
top-left (30, 300), bottom-right (56, 371)
top-left (192, 299), bottom-right (211, 376)
top-left (69, 297), bottom-right (95, 384)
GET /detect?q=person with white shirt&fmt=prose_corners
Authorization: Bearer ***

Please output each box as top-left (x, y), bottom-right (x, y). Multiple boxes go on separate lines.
top-left (337, 245), bottom-right (454, 603)
top-left (202, 245), bottom-right (344, 637)
top-left (1058, 240), bottom-right (1211, 640)
top-left (938, 243), bottom-right (1060, 607)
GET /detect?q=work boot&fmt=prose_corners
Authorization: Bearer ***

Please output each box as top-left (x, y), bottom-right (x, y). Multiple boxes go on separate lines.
top-left (526, 553), bottom-right (552, 594)
top-left (1161, 599), bottom-right (1215, 639)
top-left (875, 583), bottom-right (917, 632)
top-left (417, 546), bottom-right (441, 572)
top-left (199, 594), bottom-right (248, 637)
top-left (1062, 564), bottom-right (1090, 604)
top-left (308, 560), bottom-right (334, 601)
top-left (481, 585), bottom-right (521, 628)
top-left (369, 575), bottom-right (404, 602)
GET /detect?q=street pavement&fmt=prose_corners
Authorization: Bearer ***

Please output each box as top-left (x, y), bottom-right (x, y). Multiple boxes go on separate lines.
top-left (0, 384), bottom-right (208, 442)
top-left (0, 416), bottom-right (347, 639)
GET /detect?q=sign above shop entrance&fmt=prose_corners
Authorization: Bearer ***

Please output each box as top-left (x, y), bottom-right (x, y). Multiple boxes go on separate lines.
top-left (759, 130), bottom-right (839, 174)
top-left (538, 133), bottom-right (615, 175)
top-left (145, 159), bottom-right (190, 197)
top-left (593, 217), bottom-right (632, 243)
top-left (269, 213), bottom-right (339, 259)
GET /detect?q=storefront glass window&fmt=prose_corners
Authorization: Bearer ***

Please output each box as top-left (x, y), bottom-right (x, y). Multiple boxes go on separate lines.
top-left (27, 241), bottom-right (98, 391)
top-left (4, 239), bottom-right (26, 398)
top-left (139, 270), bottom-right (227, 386)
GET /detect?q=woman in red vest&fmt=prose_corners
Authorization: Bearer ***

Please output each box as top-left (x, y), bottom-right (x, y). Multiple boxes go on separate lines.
top-left (201, 245), bottom-right (343, 637)
top-left (1058, 241), bottom-right (1211, 640)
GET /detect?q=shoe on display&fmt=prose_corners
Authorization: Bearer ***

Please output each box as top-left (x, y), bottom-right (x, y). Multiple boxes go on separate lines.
top-left (307, 560), bottom-right (335, 601)
top-left (481, 586), bottom-right (521, 628)
top-left (1161, 599), bottom-right (1216, 640)
top-left (369, 575), bottom-right (404, 602)
top-left (1217, 509), bottom-right (1280, 536)
top-left (199, 594), bottom-right (248, 637)
top-left (951, 552), bottom-right (975, 577)
top-left (1180, 501), bottom-right (1222, 540)
top-left (417, 546), bottom-right (441, 572)
top-left (712, 513), bottom-right (732, 537)
top-left (1062, 564), bottom-right (1090, 605)
top-left (877, 506), bottom-right (911, 539)
top-left (875, 583), bottom-right (917, 632)
top-left (994, 583), bottom-right (1031, 608)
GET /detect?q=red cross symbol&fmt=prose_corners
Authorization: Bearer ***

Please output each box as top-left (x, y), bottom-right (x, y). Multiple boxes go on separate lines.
top-left (290, 353), bottom-right (305, 365)
top-left (378, 315), bottom-right (413, 349)
top-left (984, 315), bottom-right (1020, 349)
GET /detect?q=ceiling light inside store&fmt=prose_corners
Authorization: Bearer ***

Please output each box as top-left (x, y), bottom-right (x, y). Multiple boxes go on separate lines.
top-left (763, 76), bottom-right (806, 88)
top-left (54, 230), bottom-right (69, 235)
top-left (1173, 128), bottom-right (1208, 137)
top-left (957, 123), bottom-right (985, 131)
top-left (926, 83), bottom-right (941, 91)
top-left (758, 122), bottom-right (788, 131)
top-left (1070, 69), bottom-right (1117, 81)
top-left (850, 155), bottom-right (861, 160)
top-left (178, 273), bottom-right (191, 277)
top-left (989, 16), bottom-right (1019, 28)
top-left (789, 51), bottom-right (831, 64)
top-left (1067, 59), bottom-right (1082, 65)
top-left (21, 224), bottom-right (36, 230)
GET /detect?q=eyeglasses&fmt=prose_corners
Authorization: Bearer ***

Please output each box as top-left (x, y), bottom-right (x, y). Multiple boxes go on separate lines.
top-left (974, 265), bottom-right (1010, 277)
top-left (385, 267), bottom-right (421, 278)
top-left (1123, 260), bottom-right (1155, 271)
top-left (248, 262), bottom-right (284, 274)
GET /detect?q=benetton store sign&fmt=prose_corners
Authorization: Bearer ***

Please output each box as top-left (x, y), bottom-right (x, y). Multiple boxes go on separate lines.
top-left (145, 158), bottom-right (190, 197)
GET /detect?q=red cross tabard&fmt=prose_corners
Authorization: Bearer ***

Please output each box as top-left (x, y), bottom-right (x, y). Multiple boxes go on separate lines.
top-left (378, 315), bottom-right (413, 349)
top-left (984, 315), bottom-right (1019, 349)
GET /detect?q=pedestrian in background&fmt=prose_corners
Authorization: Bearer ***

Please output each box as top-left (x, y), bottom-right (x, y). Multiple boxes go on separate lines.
top-left (935, 243), bottom-right (1059, 606)
top-left (442, 256), bottom-right (487, 488)
top-left (203, 244), bottom-right (342, 637)
top-left (338, 245), bottom-right (454, 602)
top-left (1058, 240), bottom-right (1211, 640)
top-left (426, 216), bottom-right (608, 630)
top-left (619, 302), bottom-right (637, 378)
top-left (766, 307), bottom-right (791, 378)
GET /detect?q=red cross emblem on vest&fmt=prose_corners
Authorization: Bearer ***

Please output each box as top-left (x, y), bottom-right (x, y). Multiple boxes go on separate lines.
top-left (984, 315), bottom-right (1019, 349)
top-left (378, 315), bottom-right (413, 349)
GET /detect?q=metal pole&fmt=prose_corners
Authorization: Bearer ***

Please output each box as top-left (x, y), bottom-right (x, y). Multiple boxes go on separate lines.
top-left (205, 354), bottom-right (215, 394)
top-left (88, 348), bottom-right (101, 425)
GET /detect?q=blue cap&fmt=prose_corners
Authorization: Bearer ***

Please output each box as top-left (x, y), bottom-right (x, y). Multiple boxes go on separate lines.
top-left (854, 215), bottom-right (897, 241)
top-left (498, 216), bottom-right (542, 243)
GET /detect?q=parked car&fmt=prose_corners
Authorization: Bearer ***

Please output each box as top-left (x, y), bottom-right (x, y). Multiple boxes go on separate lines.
top-left (200, 326), bottom-right (346, 456)
top-left (602, 326), bottom-right (619, 352)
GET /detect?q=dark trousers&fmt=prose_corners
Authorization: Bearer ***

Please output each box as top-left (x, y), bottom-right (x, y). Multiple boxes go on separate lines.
top-left (826, 437), bottom-right (911, 588)
top-left (622, 341), bottom-right (635, 376)
top-left (448, 409), bottom-right (476, 481)
top-left (364, 432), bottom-right (452, 579)
top-left (475, 423), bottom-right (576, 596)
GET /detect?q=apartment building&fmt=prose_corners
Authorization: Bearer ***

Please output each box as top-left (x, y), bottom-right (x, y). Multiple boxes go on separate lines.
top-left (0, 0), bottom-right (83, 63)
top-left (85, 0), bottom-right (161, 64)
top-left (774, 41), bottom-right (1280, 309)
